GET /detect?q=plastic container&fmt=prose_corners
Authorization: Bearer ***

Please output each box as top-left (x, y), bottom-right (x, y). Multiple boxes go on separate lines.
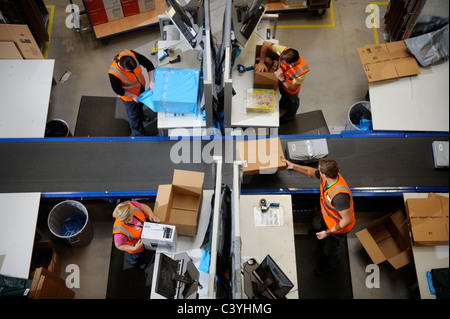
top-left (346, 101), bottom-right (372, 130)
top-left (48, 200), bottom-right (94, 248)
top-left (45, 119), bottom-right (72, 137)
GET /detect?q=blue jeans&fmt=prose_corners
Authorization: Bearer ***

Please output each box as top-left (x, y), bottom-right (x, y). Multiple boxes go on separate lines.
top-left (123, 100), bottom-right (145, 136)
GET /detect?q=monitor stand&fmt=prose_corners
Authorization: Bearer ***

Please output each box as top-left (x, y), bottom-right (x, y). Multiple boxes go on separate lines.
top-left (242, 258), bottom-right (276, 299)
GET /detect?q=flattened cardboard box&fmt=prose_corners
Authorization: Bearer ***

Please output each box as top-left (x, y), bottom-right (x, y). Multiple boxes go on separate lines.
top-left (356, 210), bottom-right (412, 269)
top-left (357, 40), bottom-right (420, 82)
top-left (154, 169), bottom-right (204, 236)
top-left (405, 194), bottom-right (449, 246)
top-left (236, 137), bottom-right (286, 175)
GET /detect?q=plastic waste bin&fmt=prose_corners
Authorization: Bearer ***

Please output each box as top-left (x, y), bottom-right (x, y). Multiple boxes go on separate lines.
top-left (47, 200), bottom-right (93, 248)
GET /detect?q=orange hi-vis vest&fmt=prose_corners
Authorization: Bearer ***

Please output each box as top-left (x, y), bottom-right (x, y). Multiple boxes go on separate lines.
top-left (279, 47), bottom-right (310, 95)
top-left (108, 49), bottom-right (145, 102)
top-left (320, 173), bottom-right (355, 234)
top-left (113, 204), bottom-right (146, 254)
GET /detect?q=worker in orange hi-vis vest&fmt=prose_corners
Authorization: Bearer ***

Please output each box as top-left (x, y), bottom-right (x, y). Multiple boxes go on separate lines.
top-left (282, 158), bottom-right (355, 276)
top-left (255, 41), bottom-right (310, 124)
top-left (256, 41), bottom-right (310, 124)
top-left (109, 49), bottom-right (155, 136)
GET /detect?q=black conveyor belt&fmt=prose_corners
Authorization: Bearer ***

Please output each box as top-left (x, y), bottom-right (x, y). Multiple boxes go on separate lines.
top-left (241, 136), bottom-right (449, 192)
top-left (0, 136), bottom-right (448, 196)
top-left (0, 139), bottom-right (223, 194)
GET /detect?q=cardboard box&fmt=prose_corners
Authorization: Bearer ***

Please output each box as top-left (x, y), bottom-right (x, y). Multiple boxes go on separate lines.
top-left (141, 222), bottom-right (177, 252)
top-left (154, 169), bottom-right (205, 236)
top-left (0, 25), bottom-right (44, 59)
top-left (138, 0), bottom-right (156, 12)
top-left (356, 210), bottom-right (413, 269)
top-left (357, 41), bottom-right (420, 82)
top-left (0, 41), bottom-right (23, 59)
top-left (236, 137), bottom-right (286, 175)
top-left (405, 195), bottom-right (449, 246)
top-left (120, 0), bottom-right (140, 17)
top-left (254, 45), bottom-right (280, 90)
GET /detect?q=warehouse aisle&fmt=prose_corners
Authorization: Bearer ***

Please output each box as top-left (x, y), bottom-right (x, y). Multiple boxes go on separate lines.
top-left (37, 0), bottom-right (447, 299)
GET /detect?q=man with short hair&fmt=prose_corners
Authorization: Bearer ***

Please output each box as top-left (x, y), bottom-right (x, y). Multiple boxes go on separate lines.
top-left (283, 158), bottom-right (355, 275)
top-left (255, 41), bottom-right (310, 123)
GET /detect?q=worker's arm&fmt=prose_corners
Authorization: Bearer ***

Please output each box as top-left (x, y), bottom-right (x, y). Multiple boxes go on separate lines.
top-left (141, 203), bottom-right (160, 223)
top-left (283, 159), bottom-right (319, 179)
top-left (148, 70), bottom-right (155, 91)
top-left (123, 90), bottom-right (140, 102)
top-left (255, 41), bottom-right (274, 72)
top-left (114, 239), bottom-right (143, 252)
top-left (274, 68), bottom-right (301, 92)
top-left (316, 207), bottom-right (354, 240)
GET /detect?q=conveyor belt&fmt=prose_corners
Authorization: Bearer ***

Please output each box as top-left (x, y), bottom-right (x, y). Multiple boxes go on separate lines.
top-left (0, 139), bottom-right (222, 195)
top-left (0, 135), bottom-right (448, 197)
top-left (241, 135), bottom-right (449, 194)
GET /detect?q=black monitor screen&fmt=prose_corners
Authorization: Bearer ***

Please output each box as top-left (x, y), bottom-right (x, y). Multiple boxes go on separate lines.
top-left (254, 255), bottom-right (294, 299)
top-left (155, 253), bottom-right (179, 299)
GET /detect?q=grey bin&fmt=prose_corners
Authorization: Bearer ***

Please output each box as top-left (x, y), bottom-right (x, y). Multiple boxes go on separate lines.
top-left (345, 101), bottom-right (371, 131)
top-left (48, 200), bottom-right (94, 248)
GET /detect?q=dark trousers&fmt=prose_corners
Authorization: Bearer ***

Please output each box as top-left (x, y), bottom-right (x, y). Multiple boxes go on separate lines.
top-left (123, 100), bottom-right (145, 137)
top-left (318, 221), bottom-right (347, 272)
top-left (279, 83), bottom-right (300, 121)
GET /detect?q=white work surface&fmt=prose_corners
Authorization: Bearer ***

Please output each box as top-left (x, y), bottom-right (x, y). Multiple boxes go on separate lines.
top-left (150, 190), bottom-right (213, 299)
top-left (239, 194), bottom-right (298, 299)
top-left (0, 60), bottom-right (54, 138)
top-left (403, 192), bottom-right (449, 299)
top-left (369, 60), bottom-right (449, 132)
top-left (231, 22), bottom-right (280, 128)
top-left (0, 193), bottom-right (41, 279)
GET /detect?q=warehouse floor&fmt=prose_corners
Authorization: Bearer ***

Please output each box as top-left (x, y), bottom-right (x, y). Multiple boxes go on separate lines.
top-left (37, 0), bottom-right (447, 299)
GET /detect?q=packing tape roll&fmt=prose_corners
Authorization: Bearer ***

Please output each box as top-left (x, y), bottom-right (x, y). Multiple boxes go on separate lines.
top-left (168, 48), bottom-right (175, 57)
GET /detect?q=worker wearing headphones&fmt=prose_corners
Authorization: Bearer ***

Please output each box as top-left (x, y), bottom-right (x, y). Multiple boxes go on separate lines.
top-left (109, 49), bottom-right (155, 136)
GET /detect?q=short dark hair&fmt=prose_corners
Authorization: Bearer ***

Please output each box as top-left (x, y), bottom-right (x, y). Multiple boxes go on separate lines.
top-left (281, 49), bottom-right (300, 64)
top-left (318, 158), bottom-right (339, 179)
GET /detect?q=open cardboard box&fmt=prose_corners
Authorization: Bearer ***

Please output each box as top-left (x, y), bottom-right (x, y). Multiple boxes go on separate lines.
top-left (254, 45), bottom-right (280, 90)
top-left (236, 137), bottom-right (286, 175)
top-left (356, 210), bottom-right (413, 269)
top-left (357, 40), bottom-right (420, 82)
top-left (405, 194), bottom-right (449, 246)
top-left (154, 169), bottom-right (204, 236)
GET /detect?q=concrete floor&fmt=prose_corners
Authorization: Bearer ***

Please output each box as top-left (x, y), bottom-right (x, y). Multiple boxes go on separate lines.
top-left (38, 0), bottom-right (447, 299)
top-left (45, 0), bottom-right (389, 133)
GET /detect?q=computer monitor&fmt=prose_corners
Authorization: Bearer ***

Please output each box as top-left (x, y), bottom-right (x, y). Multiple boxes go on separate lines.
top-left (253, 255), bottom-right (294, 299)
top-left (166, 0), bottom-right (204, 49)
top-left (154, 253), bottom-right (179, 299)
top-left (231, 0), bottom-right (268, 47)
top-left (152, 252), bottom-right (200, 299)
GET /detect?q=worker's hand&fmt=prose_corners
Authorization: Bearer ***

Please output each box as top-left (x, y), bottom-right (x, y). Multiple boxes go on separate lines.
top-left (316, 230), bottom-right (328, 240)
top-left (132, 95), bottom-right (139, 103)
top-left (274, 68), bottom-right (285, 82)
top-left (282, 159), bottom-right (294, 170)
top-left (255, 61), bottom-right (268, 73)
top-left (149, 215), bottom-right (160, 223)
top-left (133, 239), bottom-right (143, 251)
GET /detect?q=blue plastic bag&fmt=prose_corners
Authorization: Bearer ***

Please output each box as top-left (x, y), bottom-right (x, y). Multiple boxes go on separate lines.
top-left (141, 67), bottom-right (200, 115)
top-left (138, 87), bottom-right (154, 111)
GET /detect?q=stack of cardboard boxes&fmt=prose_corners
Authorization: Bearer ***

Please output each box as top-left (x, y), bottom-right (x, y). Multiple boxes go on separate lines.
top-left (85, 0), bottom-right (155, 26)
top-left (0, 24), bottom-right (44, 59)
